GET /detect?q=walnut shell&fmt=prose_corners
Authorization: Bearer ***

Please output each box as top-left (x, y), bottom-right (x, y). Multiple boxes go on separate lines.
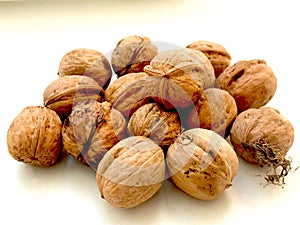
top-left (166, 128), bottom-right (239, 200)
top-left (7, 106), bottom-right (62, 167)
top-left (96, 136), bottom-right (165, 208)
top-left (217, 59), bottom-right (277, 112)
top-left (62, 100), bottom-right (126, 170)
top-left (58, 48), bottom-right (112, 89)
top-left (111, 35), bottom-right (158, 77)
top-left (43, 75), bottom-right (104, 119)
top-left (127, 103), bottom-right (181, 147)
top-left (104, 72), bottom-right (151, 118)
top-left (187, 40), bottom-right (232, 77)
top-left (186, 88), bottom-right (237, 137)
top-left (230, 107), bottom-right (294, 165)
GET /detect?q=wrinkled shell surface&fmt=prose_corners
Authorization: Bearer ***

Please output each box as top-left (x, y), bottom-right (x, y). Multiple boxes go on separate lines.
top-left (187, 88), bottom-right (237, 137)
top-left (167, 128), bottom-right (239, 200)
top-left (43, 75), bottom-right (104, 118)
top-left (62, 100), bottom-right (126, 170)
top-left (7, 106), bottom-right (62, 167)
top-left (111, 35), bottom-right (158, 77)
top-left (217, 59), bottom-right (277, 112)
top-left (128, 103), bottom-right (181, 146)
top-left (187, 40), bottom-right (232, 77)
top-left (96, 136), bottom-right (165, 208)
top-left (230, 107), bottom-right (294, 165)
top-left (58, 48), bottom-right (112, 88)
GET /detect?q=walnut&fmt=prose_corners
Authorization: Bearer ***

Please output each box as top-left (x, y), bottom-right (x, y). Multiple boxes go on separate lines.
top-left (106, 48), bottom-right (215, 117)
top-left (111, 35), bottom-right (158, 77)
top-left (127, 103), bottom-right (181, 147)
top-left (62, 100), bottom-right (126, 170)
top-left (187, 40), bottom-right (232, 77)
top-left (43, 75), bottom-right (104, 119)
top-left (166, 128), bottom-right (239, 200)
top-left (217, 59), bottom-right (277, 112)
top-left (186, 88), bottom-right (237, 137)
top-left (230, 107), bottom-right (294, 165)
top-left (96, 136), bottom-right (165, 208)
top-left (58, 48), bottom-right (112, 89)
top-left (7, 106), bottom-right (62, 167)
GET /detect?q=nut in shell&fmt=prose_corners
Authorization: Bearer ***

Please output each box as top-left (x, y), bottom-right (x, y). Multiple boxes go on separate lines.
top-left (43, 75), bottom-right (104, 119)
top-left (186, 88), bottom-right (237, 137)
top-left (217, 59), bottom-right (277, 112)
top-left (58, 48), bottom-right (112, 89)
top-left (7, 106), bottom-right (62, 167)
top-left (62, 100), bottom-right (126, 170)
top-left (187, 40), bottom-right (232, 77)
top-left (111, 35), bottom-right (158, 77)
top-left (127, 103), bottom-right (181, 147)
top-left (96, 136), bottom-right (165, 208)
top-left (166, 128), bottom-right (239, 200)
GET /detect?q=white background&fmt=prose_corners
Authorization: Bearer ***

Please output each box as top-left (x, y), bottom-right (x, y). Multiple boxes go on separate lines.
top-left (0, 1), bottom-right (299, 225)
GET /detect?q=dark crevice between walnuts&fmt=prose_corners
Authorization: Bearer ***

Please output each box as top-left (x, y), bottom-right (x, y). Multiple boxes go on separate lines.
top-left (242, 139), bottom-right (293, 187)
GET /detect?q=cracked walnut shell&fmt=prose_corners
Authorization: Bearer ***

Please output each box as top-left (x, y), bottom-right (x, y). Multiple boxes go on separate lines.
top-left (96, 136), bottom-right (165, 208)
top-left (7, 106), bottom-right (62, 167)
top-left (62, 100), bottom-right (126, 170)
top-left (166, 128), bottom-right (238, 200)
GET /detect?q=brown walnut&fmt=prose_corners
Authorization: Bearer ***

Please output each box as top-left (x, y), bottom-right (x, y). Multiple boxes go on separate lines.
top-left (58, 48), bottom-right (112, 89)
top-left (187, 40), bottom-right (232, 77)
top-left (7, 106), bottom-right (62, 167)
top-left (62, 100), bottom-right (126, 170)
top-left (127, 103), bottom-right (181, 147)
top-left (43, 75), bottom-right (104, 119)
top-left (217, 59), bottom-right (277, 112)
top-left (96, 136), bottom-right (165, 208)
top-left (111, 35), bottom-right (158, 77)
top-left (166, 128), bottom-right (239, 200)
top-left (186, 88), bottom-right (237, 137)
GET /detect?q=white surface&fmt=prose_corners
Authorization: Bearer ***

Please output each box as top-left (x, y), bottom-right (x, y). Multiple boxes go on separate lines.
top-left (0, 1), bottom-right (299, 224)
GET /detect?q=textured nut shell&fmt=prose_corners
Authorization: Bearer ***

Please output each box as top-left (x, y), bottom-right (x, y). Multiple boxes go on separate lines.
top-left (62, 100), bottom-right (126, 170)
top-left (217, 59), bottom-right (277, 112)
top-left (105, 72), bottom-right (151, 117)
top-left (166, 128), bottom-right (238, 200)
top-left (187, 40), bottom-right (231, 77)
top-left (128, 103), bottom-right (181, 146)
top-left (7, 106), bottom-right (62, 167)
top-left (96, 136), bottom-right (165, 208)
top-left (187, 88), bottom-right (237, 137)
top-left (43, 75), bottom-right (104, 118)
top-left (144, 48), bottom-right (215, 90)
top-left (111, 35), bottom-right (158, 76)
top-left (58, 48), bottom-right (112, 88)
top-left (230, 107), bottom-right (294, 164)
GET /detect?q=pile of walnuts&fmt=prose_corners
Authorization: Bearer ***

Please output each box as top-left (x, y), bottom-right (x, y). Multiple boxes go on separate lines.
top-left (7, 35), bottom-right (295, 208)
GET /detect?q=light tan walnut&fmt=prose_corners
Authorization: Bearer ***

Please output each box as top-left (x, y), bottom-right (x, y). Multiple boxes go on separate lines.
top-left (43, 75), bottom-right (104, 119)
top-left (58, 48), bottom-right (112, 89)
top-left (217, 59), bottom-right (277, 112)
top-left (111, 35), bottom-right (158, 77)
top-left (96, 136), bottom-right (165, 208)
top-left (127, 103), bottom-right (181, 147)
top-left (7, 106), bottom-right (62, 167)
top-left (62, 100), bottom-right (126, 170)
top-left (166, 128), bottom-right (239, 200)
